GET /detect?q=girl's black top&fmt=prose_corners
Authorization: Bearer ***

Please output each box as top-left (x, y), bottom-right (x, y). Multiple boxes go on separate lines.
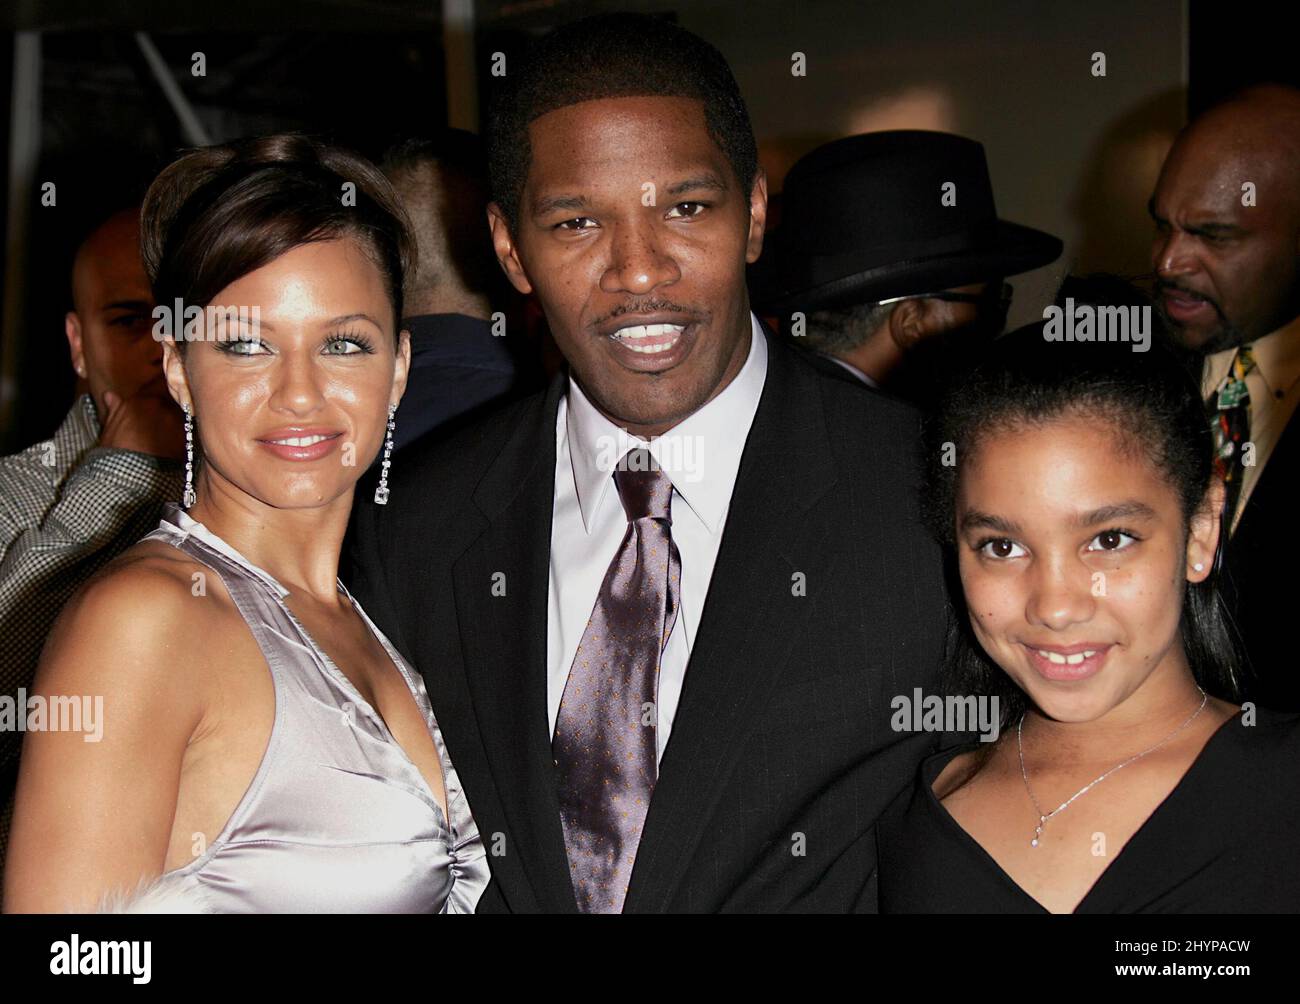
top-left (878, 708), bottom-right (1300, 913)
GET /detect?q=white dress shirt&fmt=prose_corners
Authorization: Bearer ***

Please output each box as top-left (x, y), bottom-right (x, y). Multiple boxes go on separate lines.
top-left (547, 313), bottom-right (769, 764)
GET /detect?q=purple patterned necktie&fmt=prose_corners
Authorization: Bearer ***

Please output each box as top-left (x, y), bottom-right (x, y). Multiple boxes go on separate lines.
top-left (553, 447), bottom-right (681, 913)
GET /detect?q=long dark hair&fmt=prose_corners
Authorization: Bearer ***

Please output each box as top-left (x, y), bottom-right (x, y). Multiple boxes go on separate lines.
top-left (923, 289), bottom-right (1243, 728)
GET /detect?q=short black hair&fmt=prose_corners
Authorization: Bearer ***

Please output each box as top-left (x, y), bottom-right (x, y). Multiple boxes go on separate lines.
top-left (485, 12), bottom-right (759, 236)
top-left (382, 129), bottom-right (488, 183)
top-left (923, 282), bottom-right (1243, 725)
top-left (381, 130), bottom-right (500, 300)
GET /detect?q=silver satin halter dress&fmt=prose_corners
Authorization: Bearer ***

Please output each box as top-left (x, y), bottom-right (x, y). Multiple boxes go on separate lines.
top-left (141, 503), bottom-right (488, 913)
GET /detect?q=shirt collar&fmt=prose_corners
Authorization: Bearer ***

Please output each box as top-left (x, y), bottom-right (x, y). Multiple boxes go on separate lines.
top-left (819, 352), bottom-right (880, 388)
top-left (1203, 314), bottom-right (1300, 398)
top-left (73, 392), bottom-right (101, 442)
top-left (50, 393), bottom-right (103, 473)
top-left (565, 312), bottom-right (769, 534)
top-left (1248, 314), bottom-right (1300, 397)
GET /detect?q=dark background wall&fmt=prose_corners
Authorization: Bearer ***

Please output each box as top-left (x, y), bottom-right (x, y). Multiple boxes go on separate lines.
top-left (1, 0), bottom-right (1295, 451)
top-left (1, 6), bottom-right (445, 449)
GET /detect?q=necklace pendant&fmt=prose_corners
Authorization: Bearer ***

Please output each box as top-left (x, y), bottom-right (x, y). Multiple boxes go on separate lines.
top-left (1016, 690), bottom-right (1207, 855)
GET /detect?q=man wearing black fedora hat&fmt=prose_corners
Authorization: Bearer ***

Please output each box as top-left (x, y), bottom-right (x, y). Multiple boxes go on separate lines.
top-left (752, 130), bottom-right (1062, 406)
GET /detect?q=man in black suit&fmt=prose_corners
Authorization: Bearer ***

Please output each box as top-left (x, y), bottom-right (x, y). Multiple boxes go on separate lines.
top-left (348, 13), bottom-right (946, 912)
top-left (1149, 84), bottom-right (1300, 711)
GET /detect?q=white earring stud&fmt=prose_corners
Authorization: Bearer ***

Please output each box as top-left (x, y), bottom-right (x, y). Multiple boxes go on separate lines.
top-left (1193, 562), bottom-right (1205, 572)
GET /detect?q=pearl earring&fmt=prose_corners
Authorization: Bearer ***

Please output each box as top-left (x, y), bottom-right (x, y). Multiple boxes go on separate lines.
top-left (374, 403), bottom-right (396, 505)
top-left (1193, 562), bottom-right (1205, 572)
top-left (183, 404), bottom-right (196, 509)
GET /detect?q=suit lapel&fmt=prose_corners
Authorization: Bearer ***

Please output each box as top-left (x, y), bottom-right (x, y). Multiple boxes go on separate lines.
top-left (451, 372), bottom-right (578, 912)
top-left (453, 334), bottom-right (839, 912)
top-left (622, 334), bottom-right (838, 911)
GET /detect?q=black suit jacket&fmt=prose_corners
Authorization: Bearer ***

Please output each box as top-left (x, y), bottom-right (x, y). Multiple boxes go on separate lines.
top-left (346, 326), bottom-right (948, 912)
top-left (1223, 405), bottom-right (1299, 711)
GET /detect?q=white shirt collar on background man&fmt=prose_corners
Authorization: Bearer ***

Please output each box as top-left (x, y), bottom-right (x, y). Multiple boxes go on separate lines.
top-left (547, 312), bottom-right (769, 764)
top-left (819, 351), bottom-right (880, 389)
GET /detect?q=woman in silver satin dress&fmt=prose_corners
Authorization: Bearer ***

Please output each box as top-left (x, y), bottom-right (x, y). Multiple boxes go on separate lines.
top-left (4, 135), bottom-right (488, 913)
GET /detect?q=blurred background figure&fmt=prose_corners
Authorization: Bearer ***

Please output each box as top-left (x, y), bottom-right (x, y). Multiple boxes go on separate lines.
top-left (751, 131), bottom-right (1062, 409)
top-left (381, 131), bottom-right (540, 450)
top-left (64, 208), bottom-right (184, 456)
top-left (0, 205), bottom-right (183, 879)
top-left (1148, 84), bottom-right (1300, 711)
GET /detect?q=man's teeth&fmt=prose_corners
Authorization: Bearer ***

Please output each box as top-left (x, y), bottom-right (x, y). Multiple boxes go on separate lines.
top-left (270, 435), bottom-right (332, 447)
top-left (1036, 649), bottom-right (1098, 665)
top-left (612, 323), bottom-right (685, 354)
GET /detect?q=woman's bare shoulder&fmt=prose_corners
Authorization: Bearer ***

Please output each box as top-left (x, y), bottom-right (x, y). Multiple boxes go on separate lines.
top-left (102, 536), bottom-right (211, 582)
top-left (39, 539), bottom-right (235, 691)
top-left (82, 538), bottom-right (232, 610)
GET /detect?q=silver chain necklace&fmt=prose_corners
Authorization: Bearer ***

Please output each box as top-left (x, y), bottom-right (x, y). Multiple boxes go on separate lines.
top-left (1017, 687), bottom-right (1208, 848)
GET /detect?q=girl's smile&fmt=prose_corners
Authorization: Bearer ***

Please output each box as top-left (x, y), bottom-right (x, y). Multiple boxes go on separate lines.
top-left (955, 414), bottom-right (1215, 724)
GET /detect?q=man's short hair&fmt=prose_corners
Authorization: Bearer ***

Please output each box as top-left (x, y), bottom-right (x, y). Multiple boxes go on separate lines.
top-left (383, 130), bottom-right (488, 185)
top-left (382, 131), bottom-right (498, 299)
top-left (486, 12), bottom-right (759, 236)
top-left (803, 301), bottom-right (893, 354)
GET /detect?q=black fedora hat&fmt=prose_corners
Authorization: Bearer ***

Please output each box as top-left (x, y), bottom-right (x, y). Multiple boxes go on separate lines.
top-left (751, 130), bottom-right (1063, 314)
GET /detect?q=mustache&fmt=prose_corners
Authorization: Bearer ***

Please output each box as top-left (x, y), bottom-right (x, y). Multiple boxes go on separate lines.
top-left (1153, 279), bottom-right (1225, 317)
top-left (595, 298), bottom-right (701, 329)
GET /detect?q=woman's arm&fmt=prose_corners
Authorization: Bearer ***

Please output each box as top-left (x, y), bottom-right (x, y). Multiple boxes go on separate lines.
top-left (2, 559), bottom-right (205, 912)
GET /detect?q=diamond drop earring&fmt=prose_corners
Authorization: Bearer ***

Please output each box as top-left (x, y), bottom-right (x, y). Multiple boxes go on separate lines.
top-left (183, 404), bottom-right (197, 509)
top-left (374, 403), bottom-right (396, 505)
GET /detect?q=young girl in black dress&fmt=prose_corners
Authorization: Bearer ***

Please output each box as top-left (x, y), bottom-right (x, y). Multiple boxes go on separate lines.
top-left (878, 317), bottom-right (1300, 913)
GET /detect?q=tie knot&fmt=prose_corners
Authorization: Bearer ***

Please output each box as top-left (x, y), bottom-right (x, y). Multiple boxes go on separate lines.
top-left (612, 448), bottom-right (673, 522)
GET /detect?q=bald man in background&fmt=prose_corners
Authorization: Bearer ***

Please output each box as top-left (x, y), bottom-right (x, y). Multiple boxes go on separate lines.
top-left (1149, 83), bottom-right (1300, 710)
top-left (0, 207), bottom-right (183, 881)
top-left (380, 132), bottom-right (539, 450)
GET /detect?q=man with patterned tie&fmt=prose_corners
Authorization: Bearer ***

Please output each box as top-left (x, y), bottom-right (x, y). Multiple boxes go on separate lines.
top-left (1149, 83), bottom-right (1300, 711)
top-left (348, 13), bottom-right (947, 912)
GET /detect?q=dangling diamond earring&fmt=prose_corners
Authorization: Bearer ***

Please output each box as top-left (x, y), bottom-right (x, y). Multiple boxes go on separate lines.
top-left (374, 403), bottom-right (396, 505)
top-left (183, 404), bottom-right (197, 509)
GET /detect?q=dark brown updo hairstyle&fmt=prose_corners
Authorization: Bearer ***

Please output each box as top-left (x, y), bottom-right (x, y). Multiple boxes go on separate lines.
top-left (141, 133), bottom-right (414, 345)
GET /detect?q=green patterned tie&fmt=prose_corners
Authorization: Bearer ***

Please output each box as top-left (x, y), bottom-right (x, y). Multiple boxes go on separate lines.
top-left (1208, 344), bottom-right (1256, 525)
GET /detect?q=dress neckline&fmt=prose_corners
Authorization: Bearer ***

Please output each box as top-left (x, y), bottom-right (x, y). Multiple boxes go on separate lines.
top-left (163, 502), bottom-right (294, 599)
top-left (158, 501), bottom-right (451, 832)
top-left (921, 707), bottom-right (1246, 913)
